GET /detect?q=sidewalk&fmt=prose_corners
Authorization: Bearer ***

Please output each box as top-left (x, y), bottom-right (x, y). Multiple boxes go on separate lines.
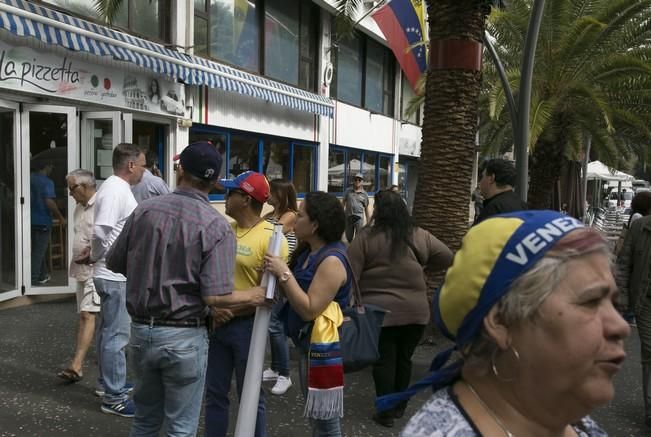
top-left (0, 298), bottom-right (438, 436)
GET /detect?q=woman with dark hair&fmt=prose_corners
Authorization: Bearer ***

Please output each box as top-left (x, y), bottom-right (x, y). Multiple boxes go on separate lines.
top-left (149, 79), bottom-right (160, 104)
top-left (263, 179), bottom-right (298, 395)
top-left (264, 179), bottom-right (298, 253)
top-left (348, 190), bottom-right (453, 428)
top-left (628, 191), bottom-right (651, 226)
top-left (265, 191), bottom-right (351, 436)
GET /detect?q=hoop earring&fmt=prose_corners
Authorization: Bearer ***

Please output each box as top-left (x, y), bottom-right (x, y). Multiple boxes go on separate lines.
top-left (491, 345), bottom-right (520, 383)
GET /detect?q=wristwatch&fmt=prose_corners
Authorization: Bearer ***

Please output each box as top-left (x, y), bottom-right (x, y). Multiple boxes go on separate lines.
top-left (279, 271), bottom-right (293, 283)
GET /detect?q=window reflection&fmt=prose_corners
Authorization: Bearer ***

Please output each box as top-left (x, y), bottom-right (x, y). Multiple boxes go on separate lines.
top-left (210, 0), bottom-right (260, 72)
top-left (292, 145), bottom-right (314, 193)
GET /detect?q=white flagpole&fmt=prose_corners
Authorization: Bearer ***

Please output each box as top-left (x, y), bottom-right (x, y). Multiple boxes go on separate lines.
top-left (234, 224), bottom-right (283, 437)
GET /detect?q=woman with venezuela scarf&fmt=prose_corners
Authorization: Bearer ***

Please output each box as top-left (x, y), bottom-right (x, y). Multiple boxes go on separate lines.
top-left (265, 191), bottom-right (352, 437)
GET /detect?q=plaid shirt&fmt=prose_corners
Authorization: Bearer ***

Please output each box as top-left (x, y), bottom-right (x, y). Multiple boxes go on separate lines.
top-left (106, 187), bottom-right (236, 320)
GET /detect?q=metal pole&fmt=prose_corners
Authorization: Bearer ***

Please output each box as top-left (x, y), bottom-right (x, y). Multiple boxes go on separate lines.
top-left (581, 134), bottom-right (591, 221)
top-left (483, 31), bottom-right (518, 142)
top-left (234, 225), bottom-right (284, 437)
top-left (515, 0), bottom-right (547, 202)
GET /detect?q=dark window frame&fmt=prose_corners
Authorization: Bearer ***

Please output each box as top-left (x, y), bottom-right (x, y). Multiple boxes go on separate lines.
top-left (190, 124), bottom-right (318, 201)
top-left (332, 29), bottom-right (396, 117)
top-left (194, 0), bottom-right (319, 92)
top-left (328, 145), bottom-right (394, 195)
top-left (39, 0), bottom-right (172, 43)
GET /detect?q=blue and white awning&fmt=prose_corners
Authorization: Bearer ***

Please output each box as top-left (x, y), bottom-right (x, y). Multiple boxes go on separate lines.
top-left (0, 0), bottom-right (334, 117)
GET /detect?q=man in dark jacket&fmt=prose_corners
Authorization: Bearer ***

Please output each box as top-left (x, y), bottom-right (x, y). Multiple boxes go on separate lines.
top-left (473, 159), bottom-right (528, 225)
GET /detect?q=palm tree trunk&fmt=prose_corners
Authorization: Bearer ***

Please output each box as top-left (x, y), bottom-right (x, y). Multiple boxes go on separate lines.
top-left (412, 0), bottom-right (491, 253)
top-left (528, 137), bottom-right (565, 209)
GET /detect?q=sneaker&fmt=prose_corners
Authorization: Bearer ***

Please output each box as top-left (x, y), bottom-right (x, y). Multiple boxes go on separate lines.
top-left (271, 375), bottom-right (292, 395)
top-left (95, 382), bottom-right (134, 397)
top-left (262, 368), bottom-right (279, 381)
top-left (101, 399), bottom-right (135, 418)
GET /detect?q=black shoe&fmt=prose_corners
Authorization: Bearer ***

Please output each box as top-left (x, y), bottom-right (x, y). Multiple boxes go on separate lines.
top-left (393, 405), bottom-right (407, 419)
top-left (372, 412), bottom-right (394, 428)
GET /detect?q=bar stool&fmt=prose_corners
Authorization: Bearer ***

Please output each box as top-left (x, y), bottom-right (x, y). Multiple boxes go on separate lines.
top-left (48, 219), bottom-right (66, 271)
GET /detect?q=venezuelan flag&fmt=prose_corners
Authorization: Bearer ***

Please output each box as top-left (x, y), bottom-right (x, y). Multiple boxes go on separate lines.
top-left (372, 0), bottom-right (427, 90)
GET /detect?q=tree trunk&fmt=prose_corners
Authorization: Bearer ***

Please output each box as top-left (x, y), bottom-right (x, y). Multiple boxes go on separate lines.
top-left (412, 0), bottom-right (491, 253)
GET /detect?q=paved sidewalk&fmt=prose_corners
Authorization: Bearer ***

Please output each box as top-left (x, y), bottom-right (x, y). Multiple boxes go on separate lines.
top-left (0, 298), bottom-right (436, 436)
top-left (0, 298), bottom-right (647, 436)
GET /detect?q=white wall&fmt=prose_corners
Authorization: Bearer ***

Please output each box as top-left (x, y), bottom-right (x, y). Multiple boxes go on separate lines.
top-left (332, 102), bottom-right (394, 153)
top-left (398, 123), bottom-right (422, 157)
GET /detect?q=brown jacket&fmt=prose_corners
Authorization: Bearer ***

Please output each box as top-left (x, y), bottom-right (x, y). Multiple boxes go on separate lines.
top-left (347, 227), bottom-right (453, 327)
top-left (616, 214), bottom-right (651, 313)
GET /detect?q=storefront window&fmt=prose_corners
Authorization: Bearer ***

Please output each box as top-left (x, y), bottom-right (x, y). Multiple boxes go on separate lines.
top-left (43, 0), bottom-right (171, 42)
top-left (363, 152), bottom-right (377, 190)
top-left (328, 149), bottom-right (345, 193)
top-left (379, 155), bottom-right (392, 190)
top-left (203, 0), bottom-right (261, 72)
top-left (229, 134), bottom-right (259, 178)
top-left (263, 139), bottom-right (290, 181)
top-left (346, 151), bottom-right (362, 188)
top-left (292, 145), bottom-right (315, 193)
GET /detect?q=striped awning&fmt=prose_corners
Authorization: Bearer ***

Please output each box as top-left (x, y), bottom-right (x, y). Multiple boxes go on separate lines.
top-left (0, 0), bottom-right (334, 117)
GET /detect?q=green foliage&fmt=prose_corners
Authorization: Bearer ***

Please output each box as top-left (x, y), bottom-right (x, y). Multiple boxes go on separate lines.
top-left (481, 0), bottom-right (651, 168)
top-left (93, 0), bottom-right (124, 24)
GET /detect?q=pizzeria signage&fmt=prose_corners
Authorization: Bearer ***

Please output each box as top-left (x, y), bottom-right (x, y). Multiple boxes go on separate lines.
top-left (0, 42), bottom-right (186, 118)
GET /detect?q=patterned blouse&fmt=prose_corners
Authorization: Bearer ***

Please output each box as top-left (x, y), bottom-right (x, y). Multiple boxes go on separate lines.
top-left (401, 387), bottom-right (608, 437)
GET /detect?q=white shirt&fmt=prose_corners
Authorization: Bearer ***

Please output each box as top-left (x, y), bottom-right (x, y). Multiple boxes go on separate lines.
top-left (91, 175), bottom-right (137, 281)
top-left (69, 193), bottom-right (95, 281)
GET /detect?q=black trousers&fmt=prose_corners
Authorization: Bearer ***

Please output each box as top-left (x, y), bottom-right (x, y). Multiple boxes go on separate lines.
top-left (372, 324), bottom-right (425, 406)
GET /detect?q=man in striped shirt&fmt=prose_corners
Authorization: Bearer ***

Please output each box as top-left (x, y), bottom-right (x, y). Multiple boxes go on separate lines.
top-left (106, 142), bottom-right (266, 436)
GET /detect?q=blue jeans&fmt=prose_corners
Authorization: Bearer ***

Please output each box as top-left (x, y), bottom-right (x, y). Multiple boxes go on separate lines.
top-left (94, 277), bottom-right (131, 405)
top-left (205, 316), bottom-right (266, 437)
top-left (128, 324), bottom-right (209, 437)
top-left (269, 300), bottom-right (290, 377)
top-left (31, 225), bottom-right (50, 282)
top-left (298, 351), bottom-right (342, 436)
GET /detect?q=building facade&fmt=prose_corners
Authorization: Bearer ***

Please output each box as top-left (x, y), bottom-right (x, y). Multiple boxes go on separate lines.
top-left (0, 0), bottom-right (422, 303)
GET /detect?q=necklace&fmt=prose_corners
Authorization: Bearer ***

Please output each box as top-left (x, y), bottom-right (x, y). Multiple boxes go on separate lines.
top-left (464, 380), bottom-right (515, 437)
top-left (235, 219), bottom-right (264, 239)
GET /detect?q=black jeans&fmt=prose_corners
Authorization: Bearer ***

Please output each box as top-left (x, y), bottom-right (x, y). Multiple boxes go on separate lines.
top-left (372, 324), bottom-right (425, 409)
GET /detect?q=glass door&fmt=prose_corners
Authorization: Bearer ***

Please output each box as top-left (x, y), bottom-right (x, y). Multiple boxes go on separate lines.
top-left (0, 100), bottom-right (20, 302)
top-left (22, 105), bottom-right (77, 295)
top-left (81, 112), bottom-right (132, 185)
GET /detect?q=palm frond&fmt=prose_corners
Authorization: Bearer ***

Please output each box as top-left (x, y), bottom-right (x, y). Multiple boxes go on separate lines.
top-left (93, 0), bottom-right (125, 24)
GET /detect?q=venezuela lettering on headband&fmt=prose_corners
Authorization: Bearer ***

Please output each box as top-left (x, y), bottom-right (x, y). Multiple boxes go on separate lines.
top-left (505, 216), bottom-right (583, 266)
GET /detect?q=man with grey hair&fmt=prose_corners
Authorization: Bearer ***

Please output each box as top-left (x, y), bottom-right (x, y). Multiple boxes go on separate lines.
top-left (57, 169), bottom-right (98, 384)
top-left (131, 149), bottom-right (170, 203)
top-left (76, 143), bottom-right (146, 417)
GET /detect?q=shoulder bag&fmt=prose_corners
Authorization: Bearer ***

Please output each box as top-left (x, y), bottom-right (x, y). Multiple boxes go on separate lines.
top-left (298, 248), bottom-right (387, 373)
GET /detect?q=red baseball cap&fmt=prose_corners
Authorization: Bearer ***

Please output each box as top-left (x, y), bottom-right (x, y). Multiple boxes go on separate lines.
top-left (220, 171), bottom-right (270, 203)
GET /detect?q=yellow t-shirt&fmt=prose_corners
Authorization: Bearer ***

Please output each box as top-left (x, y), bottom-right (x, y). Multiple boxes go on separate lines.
top-left (231, 220), bottom-right (289, 291)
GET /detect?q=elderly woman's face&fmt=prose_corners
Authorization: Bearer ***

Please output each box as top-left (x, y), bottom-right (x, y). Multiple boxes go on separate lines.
top-left (511, 251), bottom-right (630, 409)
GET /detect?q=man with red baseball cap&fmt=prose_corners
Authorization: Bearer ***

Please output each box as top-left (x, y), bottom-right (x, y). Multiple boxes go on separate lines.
top-left (204, 171), bottom-right (288, 437)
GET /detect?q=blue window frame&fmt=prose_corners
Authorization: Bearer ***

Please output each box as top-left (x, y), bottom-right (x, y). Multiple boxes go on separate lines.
top-left (190, 124), bottom-right (317, 201)
top-left (327, 145), bottom-right (393, 195)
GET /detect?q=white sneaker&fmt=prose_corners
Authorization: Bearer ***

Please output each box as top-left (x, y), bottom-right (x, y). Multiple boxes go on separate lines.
top-left (263, 368), bottom-right (279, 381)
top-left (271, 376), bottom-right (292, 395)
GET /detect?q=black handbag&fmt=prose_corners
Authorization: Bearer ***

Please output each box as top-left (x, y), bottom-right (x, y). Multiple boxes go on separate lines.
top-left (298, 249), bottom-right (387, 373)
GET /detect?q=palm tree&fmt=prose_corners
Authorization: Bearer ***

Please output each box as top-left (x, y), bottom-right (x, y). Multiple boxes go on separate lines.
top-left (481, 0), bottom-right (651, 209)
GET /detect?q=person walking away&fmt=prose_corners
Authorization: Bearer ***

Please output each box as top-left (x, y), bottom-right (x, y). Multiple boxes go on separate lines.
top-left (131, 149), bottom-right (170, 203)
top-left (57, 169), bottom-right (99, 383)
top-left (262, 179), bottom-right (298, 395)
top-left (473, 159), bottom-right (527, 225)
top-left (342, 173), bottom-right (370, 242)
top-left (106, 142), bottom-right (267, 437)
top-left (347, 190), bottom-right (453, 428)
top-left (76, 143), bottom-right (146, 417)
top-left (616, 207), bottom-right (651, 427)
top-left (204, 171), bottom-right (288, 437)
top-left (30, 161), bottom-right (66, 285)
top-left (265, 191), bottom-right (352, 437)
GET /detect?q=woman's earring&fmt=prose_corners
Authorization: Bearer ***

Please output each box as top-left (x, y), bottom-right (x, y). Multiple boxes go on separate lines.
top-left (491, 345), bottom-right (520, 382)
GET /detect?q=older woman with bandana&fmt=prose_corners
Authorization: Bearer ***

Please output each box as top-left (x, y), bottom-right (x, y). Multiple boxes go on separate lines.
top-left (377, 211), bottom-right (630, 436)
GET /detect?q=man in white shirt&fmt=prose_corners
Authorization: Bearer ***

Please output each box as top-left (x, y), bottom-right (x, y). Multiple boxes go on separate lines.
top-left (57, 169), bottom-right (98, 384)
top-left (77, 143), bottom-right (145, 417)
